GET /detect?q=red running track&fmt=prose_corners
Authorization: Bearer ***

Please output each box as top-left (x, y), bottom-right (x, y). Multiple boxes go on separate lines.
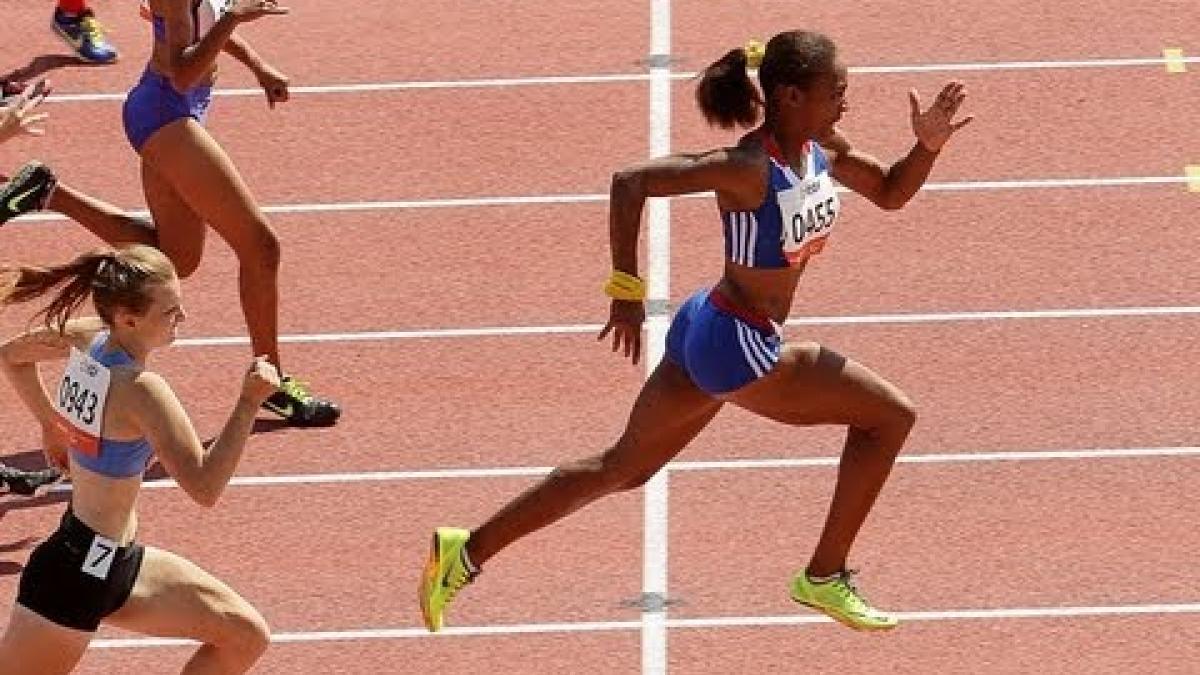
top-left (1, 0), bottom-right (1199, 673)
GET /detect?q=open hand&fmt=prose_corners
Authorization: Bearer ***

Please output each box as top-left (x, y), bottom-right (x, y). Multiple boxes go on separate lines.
top-left (227, 0), bottom-right (289, 22)
top-left (908, 81), bottom-right (973, 152)
top-left (0, 79), bottom-right (50, 144)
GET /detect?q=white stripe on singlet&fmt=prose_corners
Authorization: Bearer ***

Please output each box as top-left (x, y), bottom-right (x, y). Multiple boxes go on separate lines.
top-left (745, 212), bottom-right (757, 266)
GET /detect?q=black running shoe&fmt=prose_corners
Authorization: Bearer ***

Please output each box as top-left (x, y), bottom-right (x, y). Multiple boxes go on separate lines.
top-left (261, 376), bottom-right (341, 427)
top-left (1, 79), bottom-right (26, 101)
top-left (0, 464), bottom-right (62, 496)
top-left (0, 161), bottom-right (57, 225)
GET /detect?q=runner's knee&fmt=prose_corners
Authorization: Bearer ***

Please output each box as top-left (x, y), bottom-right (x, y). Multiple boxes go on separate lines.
top-left (170, 251), bottom-right (203, 279)
top-left (604, 439), bottom-right (661, 491)
top-left (856, 390), bottom-right (916, 448)
top-left (215, 604), bottom-right (270, 665)
top-left (237, 224), bottom-right (281, 273)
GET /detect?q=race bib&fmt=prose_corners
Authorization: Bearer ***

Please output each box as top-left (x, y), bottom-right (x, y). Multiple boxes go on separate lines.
top-left (778, 174), bottom-right (840, 265)
top-left (54, 348), bottom-right (111, 458)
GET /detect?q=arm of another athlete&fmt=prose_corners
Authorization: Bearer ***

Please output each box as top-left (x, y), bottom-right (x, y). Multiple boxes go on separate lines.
top-left (223, 33), bottom-right (290, 108)
top-left (153, 0), bottom-right (288, 92)
top-left (823, 82), bottom-right (973, 210)
top-left (127, 357), bottom-right (278, 507)
top-left (601, 147), bottom-right (764, 363)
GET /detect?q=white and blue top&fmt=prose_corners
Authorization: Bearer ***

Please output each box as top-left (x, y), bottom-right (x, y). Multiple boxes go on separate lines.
top-left (722, 134), bottom-right (841, 268)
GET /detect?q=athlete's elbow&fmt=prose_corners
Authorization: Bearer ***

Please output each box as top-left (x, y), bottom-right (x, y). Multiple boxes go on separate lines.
top-left (192, 486), bottom-right (224, 508)
top-left (179, 474), bottom-right (224, 507)
top-left (876, 190), bottom-right (911, 211)
top-left (610, 169), bottom-right (647, 204)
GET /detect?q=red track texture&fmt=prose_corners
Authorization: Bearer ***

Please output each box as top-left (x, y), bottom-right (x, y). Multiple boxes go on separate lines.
top-left (0, 1), bottom-right (1198, 673)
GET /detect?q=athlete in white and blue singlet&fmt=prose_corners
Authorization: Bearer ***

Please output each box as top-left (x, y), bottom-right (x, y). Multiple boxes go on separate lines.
top-left (421, 30), bottom-right (973, 634)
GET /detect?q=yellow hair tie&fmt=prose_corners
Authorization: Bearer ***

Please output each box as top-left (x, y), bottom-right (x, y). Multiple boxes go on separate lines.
top-left (743, 39), bottom-right (765, 69)
top-left (603, 270), bottom-right (646, 302)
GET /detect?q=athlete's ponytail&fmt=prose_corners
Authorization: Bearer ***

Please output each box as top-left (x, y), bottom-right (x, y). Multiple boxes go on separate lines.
top-left (695, 45), bottom-right (763, 130)
top-left (0, 245), bottom-right (176, 333)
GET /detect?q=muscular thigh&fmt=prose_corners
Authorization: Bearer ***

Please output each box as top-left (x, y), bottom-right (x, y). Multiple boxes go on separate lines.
top-left (140, 119), bottom-right (275, 255)
top-left (105, 546), bottom-right (264, 644)
top-left (0, 605), bottom-right (90, 674)
top-left (724, 340), bottom-right (913, 428)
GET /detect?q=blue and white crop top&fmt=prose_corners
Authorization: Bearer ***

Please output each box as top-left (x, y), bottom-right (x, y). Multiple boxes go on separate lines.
top-left (722, 134), bottom-right (841, 268)
top-left (144, 0), bottom-right (229, 43)
top-left (55, 333), bottom-right (154, 479)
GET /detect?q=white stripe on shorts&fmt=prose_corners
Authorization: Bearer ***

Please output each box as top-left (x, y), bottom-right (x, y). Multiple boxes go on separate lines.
top-left (735, 323), bottom-right (769, 377)
top-left (751, 328), bottom-right (779, 370)
top-left (742, 323), bottom-right (777, 372)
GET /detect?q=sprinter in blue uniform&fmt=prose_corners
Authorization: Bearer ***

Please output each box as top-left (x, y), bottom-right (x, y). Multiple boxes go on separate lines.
top-left (422, 30), bottom-right (973, 633)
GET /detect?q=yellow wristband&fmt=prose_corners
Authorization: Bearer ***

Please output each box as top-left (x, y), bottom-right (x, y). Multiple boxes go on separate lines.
top-left (603, 270), bottom-right (646, 301)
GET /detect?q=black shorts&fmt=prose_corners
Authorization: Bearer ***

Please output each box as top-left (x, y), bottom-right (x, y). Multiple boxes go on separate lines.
top-left (17, 509), bottom-right (145, 632)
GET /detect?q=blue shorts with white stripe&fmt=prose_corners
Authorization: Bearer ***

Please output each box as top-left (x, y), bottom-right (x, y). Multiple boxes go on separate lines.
top-left (665, 287), bottom-right (782, 395)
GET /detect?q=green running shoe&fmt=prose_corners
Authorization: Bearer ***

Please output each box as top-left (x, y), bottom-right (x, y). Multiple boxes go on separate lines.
top-left (0, 161), bottom-right (57, 225)
top-left (261, 376), bottom-right (341, 427)
top-left (419, 527), bottom-right (476, 632)
top-left (790, 569), bottom-right (899, 631)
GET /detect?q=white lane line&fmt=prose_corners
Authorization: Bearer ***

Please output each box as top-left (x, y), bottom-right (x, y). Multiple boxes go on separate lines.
top-left (10, 174), bottom-right (1190, 224)
top-left (89, 601), bottom-right (1200, 649)
top-left (782, 305), bottom-right (1200, 327)
top-left (46, 445), bottom-right (1200, 494)
top-left (41, 55), bottom-right (1200, 104)
top-left (642, 0), bottom-right (673, 671)
top-left (153, 304), bottom-right (1200, 349)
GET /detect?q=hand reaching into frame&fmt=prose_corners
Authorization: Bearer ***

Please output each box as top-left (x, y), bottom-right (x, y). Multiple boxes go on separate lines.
top-left (0, 79), bottom-right (51, 145)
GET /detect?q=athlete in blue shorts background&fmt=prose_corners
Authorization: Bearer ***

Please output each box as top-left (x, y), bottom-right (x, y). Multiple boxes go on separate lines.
top-left (422, 30), bottom-right (973, 633)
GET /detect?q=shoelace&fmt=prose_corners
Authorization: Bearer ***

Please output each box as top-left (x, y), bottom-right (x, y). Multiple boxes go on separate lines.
top-left (280, 378), bottom-right (315, 403)
top-left (444, 565), bottom-right (478, 601)
top-left (831, 569), bottom-right (869, 605)
top-left (79, 15), bottom-right (108, 42)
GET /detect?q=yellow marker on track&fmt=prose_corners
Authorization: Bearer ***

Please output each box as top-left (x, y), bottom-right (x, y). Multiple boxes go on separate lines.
top-left (1186, 166), bottom-right (1200, 193)
top-left (1163, 48), bottom-right (1187, 73)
